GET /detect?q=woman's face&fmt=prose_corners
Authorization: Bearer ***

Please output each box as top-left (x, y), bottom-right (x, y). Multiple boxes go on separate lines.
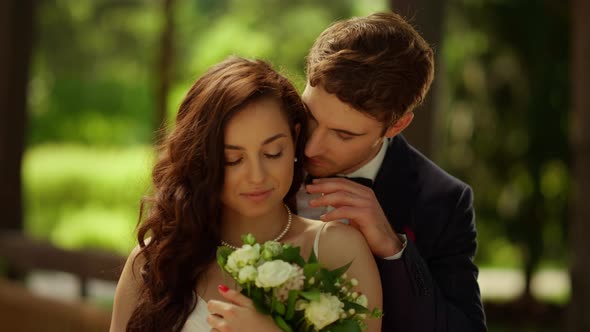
top-left (220, 97), bottom-right (296, 218)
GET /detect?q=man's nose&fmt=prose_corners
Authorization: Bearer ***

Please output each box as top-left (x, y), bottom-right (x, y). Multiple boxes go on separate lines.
top-left (304, 127), bottom-right (326, 157)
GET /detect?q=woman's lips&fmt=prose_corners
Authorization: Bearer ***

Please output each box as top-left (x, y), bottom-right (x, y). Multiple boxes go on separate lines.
top-left (241, 189), bottom-right (273, 202)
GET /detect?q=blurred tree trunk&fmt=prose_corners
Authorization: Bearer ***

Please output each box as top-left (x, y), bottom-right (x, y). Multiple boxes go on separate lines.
top-left (389, 0), bottom-right (445, 160)
top-left (568, 0), bottom-right (590, 331)
top-left (0, 0), bottom-right (35, 232)
top-left (155, 0), bottom-right (175, 145)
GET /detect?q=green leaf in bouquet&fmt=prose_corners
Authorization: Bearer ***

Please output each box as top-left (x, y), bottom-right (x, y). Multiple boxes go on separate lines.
top-left (307, 248), bottom-right (318, 264)
top-left (317, 261), bottom-right (353, 293)
top-left (303, 262), bottom-right (320, 280)
top-left (277, 246), bottom-right (305, 266)
top-left (330, 260), bottom-right (353, 279)
top-left (216, 246), bottom-right (233, 269)
top-left (272, 298), bottom-right (286, 315)
top-left (299, 290), bottom-right (321, 302)
top-left (318, 268), bottom-right (339, 293)
top-left (285, 290), bottom-right (299, 320)
top-left (247, 287), bottom-right (270, 315)
top-left (322, 319), bottom-right (362, 332)
top-left (274, 315), bottom-right (294, 332)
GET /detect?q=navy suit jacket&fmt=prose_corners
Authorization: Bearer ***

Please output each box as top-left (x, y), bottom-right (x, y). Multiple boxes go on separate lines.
top-left (373, 135), bottom-right (486, 331)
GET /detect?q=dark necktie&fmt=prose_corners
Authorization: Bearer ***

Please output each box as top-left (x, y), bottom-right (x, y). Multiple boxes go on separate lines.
top-left (305, 175), bottom-right (373, 188)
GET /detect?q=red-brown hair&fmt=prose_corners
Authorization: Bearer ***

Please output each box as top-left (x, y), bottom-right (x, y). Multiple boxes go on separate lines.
top-left (306, 11), bottom-right (435, 127)
top-left (126, 57), bottom-right (306, 331)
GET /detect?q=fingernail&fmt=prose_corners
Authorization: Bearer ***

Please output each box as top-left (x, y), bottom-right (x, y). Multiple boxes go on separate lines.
top-left (312, 179), bottom-right (320, 183)
top-left (319, 214), bottom-right (326, 220)
top-left (309, 199), bottom-right (316, 206)
top-left (218, 284), bottom-right (229, 293)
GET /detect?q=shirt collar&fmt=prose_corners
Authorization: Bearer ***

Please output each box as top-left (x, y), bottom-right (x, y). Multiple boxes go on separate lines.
top-left (341, 138), bottom-right (389, 181)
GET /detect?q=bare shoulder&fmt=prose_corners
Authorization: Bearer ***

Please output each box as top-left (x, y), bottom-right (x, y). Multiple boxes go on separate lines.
top-left (123, 237), bottom-right (151, 277)
top-left (126, 244), bottom-right (145, 275)
top-left (110, 241), bottom-right (148, 331)
top-left (316, 221), bottom-right (373, 268)
top-left (322, 221), bottom-right (368, 249)
top-left (117, 241), bottom-right (148, 297)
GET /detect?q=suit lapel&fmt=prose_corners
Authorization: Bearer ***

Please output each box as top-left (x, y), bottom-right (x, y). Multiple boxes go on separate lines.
top-left (373, 135), bottom-right (420, 238)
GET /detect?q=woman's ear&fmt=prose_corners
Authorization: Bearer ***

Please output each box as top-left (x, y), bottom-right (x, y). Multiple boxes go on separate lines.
top-left (384, 112), bottom-right (414, 138)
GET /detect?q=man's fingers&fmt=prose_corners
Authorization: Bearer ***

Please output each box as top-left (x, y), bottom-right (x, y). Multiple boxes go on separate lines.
top-left (218, 285), bottom-right (254, 309)
top-left (310, 191), bottom-right (369, 209)
top-left (306, 178), bottom-right (370, 196)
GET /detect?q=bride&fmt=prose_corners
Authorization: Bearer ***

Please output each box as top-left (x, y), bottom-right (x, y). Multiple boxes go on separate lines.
top-left (109, 56), bottom-right (382, 332)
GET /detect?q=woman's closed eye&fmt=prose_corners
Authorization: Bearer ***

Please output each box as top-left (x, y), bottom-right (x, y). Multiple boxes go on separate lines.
top-left (225, 158), bottom-right (242, 166)
top-left (264, 150), bottom-right (283, 159)
top-left (225, 150), bottom-right (283, 166)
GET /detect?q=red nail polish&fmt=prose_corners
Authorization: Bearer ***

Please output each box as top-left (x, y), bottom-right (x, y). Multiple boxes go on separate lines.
top-left (218, 284), bottom-right (229, 293)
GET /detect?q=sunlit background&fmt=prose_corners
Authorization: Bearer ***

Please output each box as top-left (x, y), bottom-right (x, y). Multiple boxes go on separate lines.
top-left (2, 0), bottom-right (585, 331)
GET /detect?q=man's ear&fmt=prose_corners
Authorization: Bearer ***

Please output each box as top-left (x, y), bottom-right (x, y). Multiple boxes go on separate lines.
top-left (384, 112), bottom-right (414, 138)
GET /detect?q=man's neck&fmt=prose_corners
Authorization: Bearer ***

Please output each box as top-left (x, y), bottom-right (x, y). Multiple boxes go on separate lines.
top-left (341, 138), bottom-right (389, 181)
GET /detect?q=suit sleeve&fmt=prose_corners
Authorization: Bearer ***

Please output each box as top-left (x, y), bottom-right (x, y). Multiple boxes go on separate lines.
top-left (376, 185), bottom-right (487, 332)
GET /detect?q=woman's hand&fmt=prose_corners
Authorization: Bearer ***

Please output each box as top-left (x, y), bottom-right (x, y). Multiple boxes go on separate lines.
top-left (207, 285), bottom-right (281, 332)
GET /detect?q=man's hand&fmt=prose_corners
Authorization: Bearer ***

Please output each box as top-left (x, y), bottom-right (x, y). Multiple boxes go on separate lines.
top-left (306, 177), bottom-right (403, 258)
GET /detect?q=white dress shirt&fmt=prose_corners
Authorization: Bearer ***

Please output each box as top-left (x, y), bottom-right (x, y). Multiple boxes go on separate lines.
top-left (297, 138), bottom-right (407, 259)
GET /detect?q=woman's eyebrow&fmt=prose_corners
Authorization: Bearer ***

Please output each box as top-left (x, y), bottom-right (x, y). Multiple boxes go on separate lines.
top-left (225, 133), bottom-right (287, 150)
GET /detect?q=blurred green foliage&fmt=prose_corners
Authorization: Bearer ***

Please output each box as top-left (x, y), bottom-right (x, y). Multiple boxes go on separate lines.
top-left (441, 1), bottom-right (570, 276)
top-left (23, 144), bottom-right (154, 254)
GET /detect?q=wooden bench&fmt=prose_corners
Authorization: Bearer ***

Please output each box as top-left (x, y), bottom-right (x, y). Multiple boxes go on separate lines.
top-left (0, 277), bottom-right (111, 332)
top-left (0, 230), bottom-right (127, 331)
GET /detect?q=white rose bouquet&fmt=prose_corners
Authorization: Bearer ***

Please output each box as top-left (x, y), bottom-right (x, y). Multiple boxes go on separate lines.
top-left (217, 234), bottom-right (382, 332)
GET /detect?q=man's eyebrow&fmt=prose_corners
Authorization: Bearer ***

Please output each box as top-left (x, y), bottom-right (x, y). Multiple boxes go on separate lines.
top-left (225, 133), bottom-right (287, 150)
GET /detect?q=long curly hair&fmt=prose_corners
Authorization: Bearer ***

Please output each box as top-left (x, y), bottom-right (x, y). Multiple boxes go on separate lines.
top-left (126, 57), bottom-right (307, 331)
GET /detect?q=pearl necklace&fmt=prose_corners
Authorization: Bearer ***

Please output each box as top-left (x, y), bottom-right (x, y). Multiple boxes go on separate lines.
top-left (221, 204), bottom-right (292, 250)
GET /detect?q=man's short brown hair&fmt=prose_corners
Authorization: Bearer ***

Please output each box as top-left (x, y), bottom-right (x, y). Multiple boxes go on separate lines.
top-left (306, 11), bottom-right (435, 126)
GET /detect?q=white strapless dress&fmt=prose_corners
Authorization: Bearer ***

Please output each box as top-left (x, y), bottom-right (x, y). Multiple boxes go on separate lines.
top-left (180, 296), bottom-right (210, 331)
top-left (180, 223), bottom-right (327, 331)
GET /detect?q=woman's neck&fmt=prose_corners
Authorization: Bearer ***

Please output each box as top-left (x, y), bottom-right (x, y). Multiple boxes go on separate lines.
top-left (220, 203), bottom-right (290, 247)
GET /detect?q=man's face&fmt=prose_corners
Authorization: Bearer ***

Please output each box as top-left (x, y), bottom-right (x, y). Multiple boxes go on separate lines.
top-left (301, 84), bottom-right (386, 177)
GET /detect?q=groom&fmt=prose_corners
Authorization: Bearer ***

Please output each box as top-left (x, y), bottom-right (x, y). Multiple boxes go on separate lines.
top-left (297, 12), bottom-right (487, 331)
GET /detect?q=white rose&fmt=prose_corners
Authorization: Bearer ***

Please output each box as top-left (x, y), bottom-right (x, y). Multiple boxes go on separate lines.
top-left (238, 265), bottom-right (258, 283)
top-left (304, 293), bottom-right (344, 330)
top-left (255, 260), bottom-right (295, 288)
top-left (355, 294), bottom-right (368, 307)
top-left (225, 244), bottom-right (261, 274)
